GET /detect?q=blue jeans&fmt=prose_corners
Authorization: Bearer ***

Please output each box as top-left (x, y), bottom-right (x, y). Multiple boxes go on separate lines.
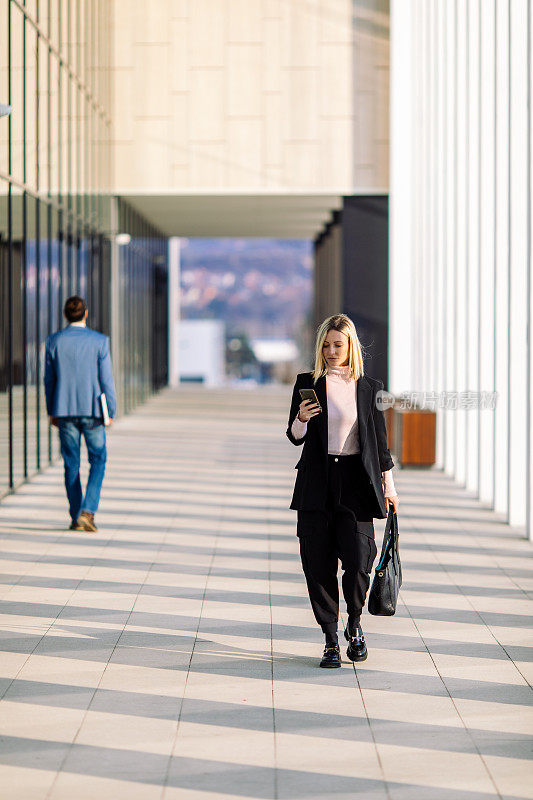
top-left (57, 417), bottom-right (107, 520)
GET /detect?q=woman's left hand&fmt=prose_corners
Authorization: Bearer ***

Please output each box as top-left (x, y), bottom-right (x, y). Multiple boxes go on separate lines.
top-left (385, 495), bottom-right (400, 514)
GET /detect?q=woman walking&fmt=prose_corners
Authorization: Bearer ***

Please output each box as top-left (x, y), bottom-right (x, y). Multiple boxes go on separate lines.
top-left (286, 314), bottom-right (399, 668)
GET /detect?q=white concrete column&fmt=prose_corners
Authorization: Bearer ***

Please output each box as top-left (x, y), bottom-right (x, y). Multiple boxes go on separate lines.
top-left (508, 0), bottom-right (529, 530)
top-left (466, 0), bottom-right (480, 494)
top-left (494, 0), bottom-right (510, 518)
top-left (109, 196), bottom-right (121, 413)
top-left (389, 0), bottom-right (414, 395)
top-left (444, 0), bottom-right (457, 479)
top-left (390, 0), bottom-right (531, 537)
top-left (529, 0), bottom-right (533, 540)
top-left (434, 0), bottom-right (446, 471)
top-left (478, 1), bottom-right (496, 505)
top-left (455, 0), bottom-right (468, 487)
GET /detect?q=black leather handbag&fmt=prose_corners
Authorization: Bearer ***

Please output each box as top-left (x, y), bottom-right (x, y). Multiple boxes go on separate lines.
top-left (368, 507), bottom-right (402, 616)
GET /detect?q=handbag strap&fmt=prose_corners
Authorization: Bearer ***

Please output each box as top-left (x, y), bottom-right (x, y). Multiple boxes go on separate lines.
top-left (375, 507), bottom-right (398, 571)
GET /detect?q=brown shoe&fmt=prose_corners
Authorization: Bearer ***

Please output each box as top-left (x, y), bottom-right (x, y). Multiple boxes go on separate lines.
top-left (69, 519), bottom-right (83, 530)
top-left (76, 511), bottom-right (98, 532)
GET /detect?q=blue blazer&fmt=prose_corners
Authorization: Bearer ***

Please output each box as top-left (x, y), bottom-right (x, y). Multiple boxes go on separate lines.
top-left (44, 325), bottom-right (117, 419)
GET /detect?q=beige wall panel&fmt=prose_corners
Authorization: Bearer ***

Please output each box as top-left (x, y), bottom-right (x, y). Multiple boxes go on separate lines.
top-left (286, 0), bottom-right (320, 69)
top-left (112, 1), bottom-right (134, 68)
top-left (352, 2), bottom-right (389, 189)
top-left (227, 44), bottom-right (262, 117)
top-left (319, 42), bottom-right (352, 117)
top-left (283, 142), bottom-right (320, 186)
top-left (189, 0), bottom-right (227, 68)
top-left (113, 141), bottom-right (135, 188)
top-left (355, 90), bottom-right (375, 167)
top-left (264, 93), bottom-right (284, 166)
top-left (133, 43), bottom-right (170, 119)
top-left (264, 165), bottom-right (284, 186)
top-left (132, 119), bottom-right (172, 187)
top-left (318, 0), bottom-right (353, 43)
top-left (170, 92), bottom-right (189, 167)
top-left (171, 0), bottom-right (190, 18)
top-left (375, 65), bottom-right (389, 143)
top-left (319, 119), bottom-right (353, 186)
top-left (131, 0), bottom-right (171, 43)
top-left (264, 0), bottom-right (282, 18)
top-left (286, 69), bottom-right (319, 140)
top-left (373, 28), bottom-right (390, 68)
top-left (170, 19), bottom-right (190, 92)
top-left (228, 0), bottom-right (262, 42)
top-left (190, 142), bottom-right (227, 186)
top-left (374, 141), bottom-right (388, 188)
top-left (113, 69), bottom-right (134, 140)
top-left (354, 164), bottom-right (375, 187)
top-left (226, 119), bottom-right (263, 186)
top-left (263, 19), bottom-right (282, 92)
top-left (189, 69), bottom-right (225, 141)
top-left (110, 0), bottom-right (386, 193)
top-left (171, 164), bottom-right (189, 186)
top-left (354, 30), bottom-right (373, 88)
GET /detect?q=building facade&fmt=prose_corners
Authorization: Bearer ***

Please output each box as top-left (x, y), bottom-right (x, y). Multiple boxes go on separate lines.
top-left (389, 0), bottom-right (533, 538)
top-left (1, 0), bottom-right (392, 498)
top-left (0, 0), bottom-right (167, 498)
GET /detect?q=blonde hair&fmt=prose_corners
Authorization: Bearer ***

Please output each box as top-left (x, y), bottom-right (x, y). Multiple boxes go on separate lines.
top-left (312, 314), bottom-right (365, 383)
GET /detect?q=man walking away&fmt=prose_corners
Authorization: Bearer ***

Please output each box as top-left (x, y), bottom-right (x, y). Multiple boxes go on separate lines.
top-left (44, 296), bottom-right (117, 532)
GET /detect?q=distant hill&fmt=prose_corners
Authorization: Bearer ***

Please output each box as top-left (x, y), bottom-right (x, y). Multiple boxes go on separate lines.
top-left (179, 238), bottom-right (313, 341)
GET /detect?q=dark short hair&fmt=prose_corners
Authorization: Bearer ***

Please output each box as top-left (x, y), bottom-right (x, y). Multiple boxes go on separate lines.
top-left (64, 296), bottom-right (87, 323)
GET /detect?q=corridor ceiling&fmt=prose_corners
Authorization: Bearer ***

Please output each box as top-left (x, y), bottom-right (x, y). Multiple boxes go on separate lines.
top-left (119, 192), bottom-right (345, 239)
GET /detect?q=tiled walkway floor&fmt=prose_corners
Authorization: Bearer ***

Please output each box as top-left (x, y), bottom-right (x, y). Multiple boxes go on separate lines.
top-left (0, 387), bottom-right (532, 800)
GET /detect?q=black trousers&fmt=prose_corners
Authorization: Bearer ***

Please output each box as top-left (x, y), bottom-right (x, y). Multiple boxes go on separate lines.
top-left (297, 453), bottom-right (378, 638)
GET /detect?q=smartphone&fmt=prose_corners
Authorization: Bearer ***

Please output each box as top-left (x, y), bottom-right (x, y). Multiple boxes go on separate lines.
top-left (299, 388), bottom-right (322, 411)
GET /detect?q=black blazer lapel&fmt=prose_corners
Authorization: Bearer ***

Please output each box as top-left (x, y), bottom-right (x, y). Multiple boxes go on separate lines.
top-left (357, 375), bottom-right (373, 453)
top-left (314, 375), bottom-right (328, 454)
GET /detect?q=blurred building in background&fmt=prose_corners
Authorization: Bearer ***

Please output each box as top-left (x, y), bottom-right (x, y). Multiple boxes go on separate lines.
top-left (178, 319), bottom-right (225, 386)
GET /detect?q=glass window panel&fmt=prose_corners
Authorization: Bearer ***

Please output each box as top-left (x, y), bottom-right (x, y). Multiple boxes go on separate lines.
top-left (49, 52), bottom-right (58, 201)
top-left (50, 0), bottom-right (61, 52)
top-left (49, 206), bottom-right (61, 461)
top-left (60, 63), bottom-right (68, 198)
top-left (68, 222), bottom-right (76, 294)
top-left (11, 185), bottom-right (24, 484)
top-left (66, 75), bottom-right (73, 211)
top-left (79, 230), bottom-right (88, 299)
top-left (9, 5), bottom-right (24, 184)
top-left (0, 0), bottom-right (128, 494)
top-left (25, 25), bottom-right (38, 189)
top-left (38, 199), bottom-right (50, 467)
top-left (59, 0), bottom-right (68, 59)
top-left (0, 0), bottom-right (9, 176)
top-left (25, 194), bottom-right (38, 473)
top-left (0, 176), bottom-right (9, 495)
top-left (73, 85), bottom-right (80, 221)
top-left (24, 1), bottom-right (38, 22)
top-left (50, 206), bottom-right (61, 331)
top-left (38, 27), bottom-right (49, 195)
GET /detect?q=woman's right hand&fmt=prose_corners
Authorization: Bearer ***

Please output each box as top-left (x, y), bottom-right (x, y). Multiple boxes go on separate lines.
top-left (298, 399), bottom-right (321, 422)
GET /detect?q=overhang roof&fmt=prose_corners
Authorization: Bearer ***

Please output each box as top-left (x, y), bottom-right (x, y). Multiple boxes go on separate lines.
top-left (118, 192), bottom-right (346, 239)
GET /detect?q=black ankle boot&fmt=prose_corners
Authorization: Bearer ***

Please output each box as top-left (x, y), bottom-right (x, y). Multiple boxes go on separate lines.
top-left (319, 642), bottom-right (341, 668)
top-left (344, 623), bottom-right (367, 662)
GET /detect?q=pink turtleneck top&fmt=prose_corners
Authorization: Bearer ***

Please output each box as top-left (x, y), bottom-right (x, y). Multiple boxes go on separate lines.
top-left (291, 365), bottom-right (397, 499)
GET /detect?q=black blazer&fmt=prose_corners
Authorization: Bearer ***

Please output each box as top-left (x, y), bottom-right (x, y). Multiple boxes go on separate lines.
top-left (286, 372), bottom-right (395, 518)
